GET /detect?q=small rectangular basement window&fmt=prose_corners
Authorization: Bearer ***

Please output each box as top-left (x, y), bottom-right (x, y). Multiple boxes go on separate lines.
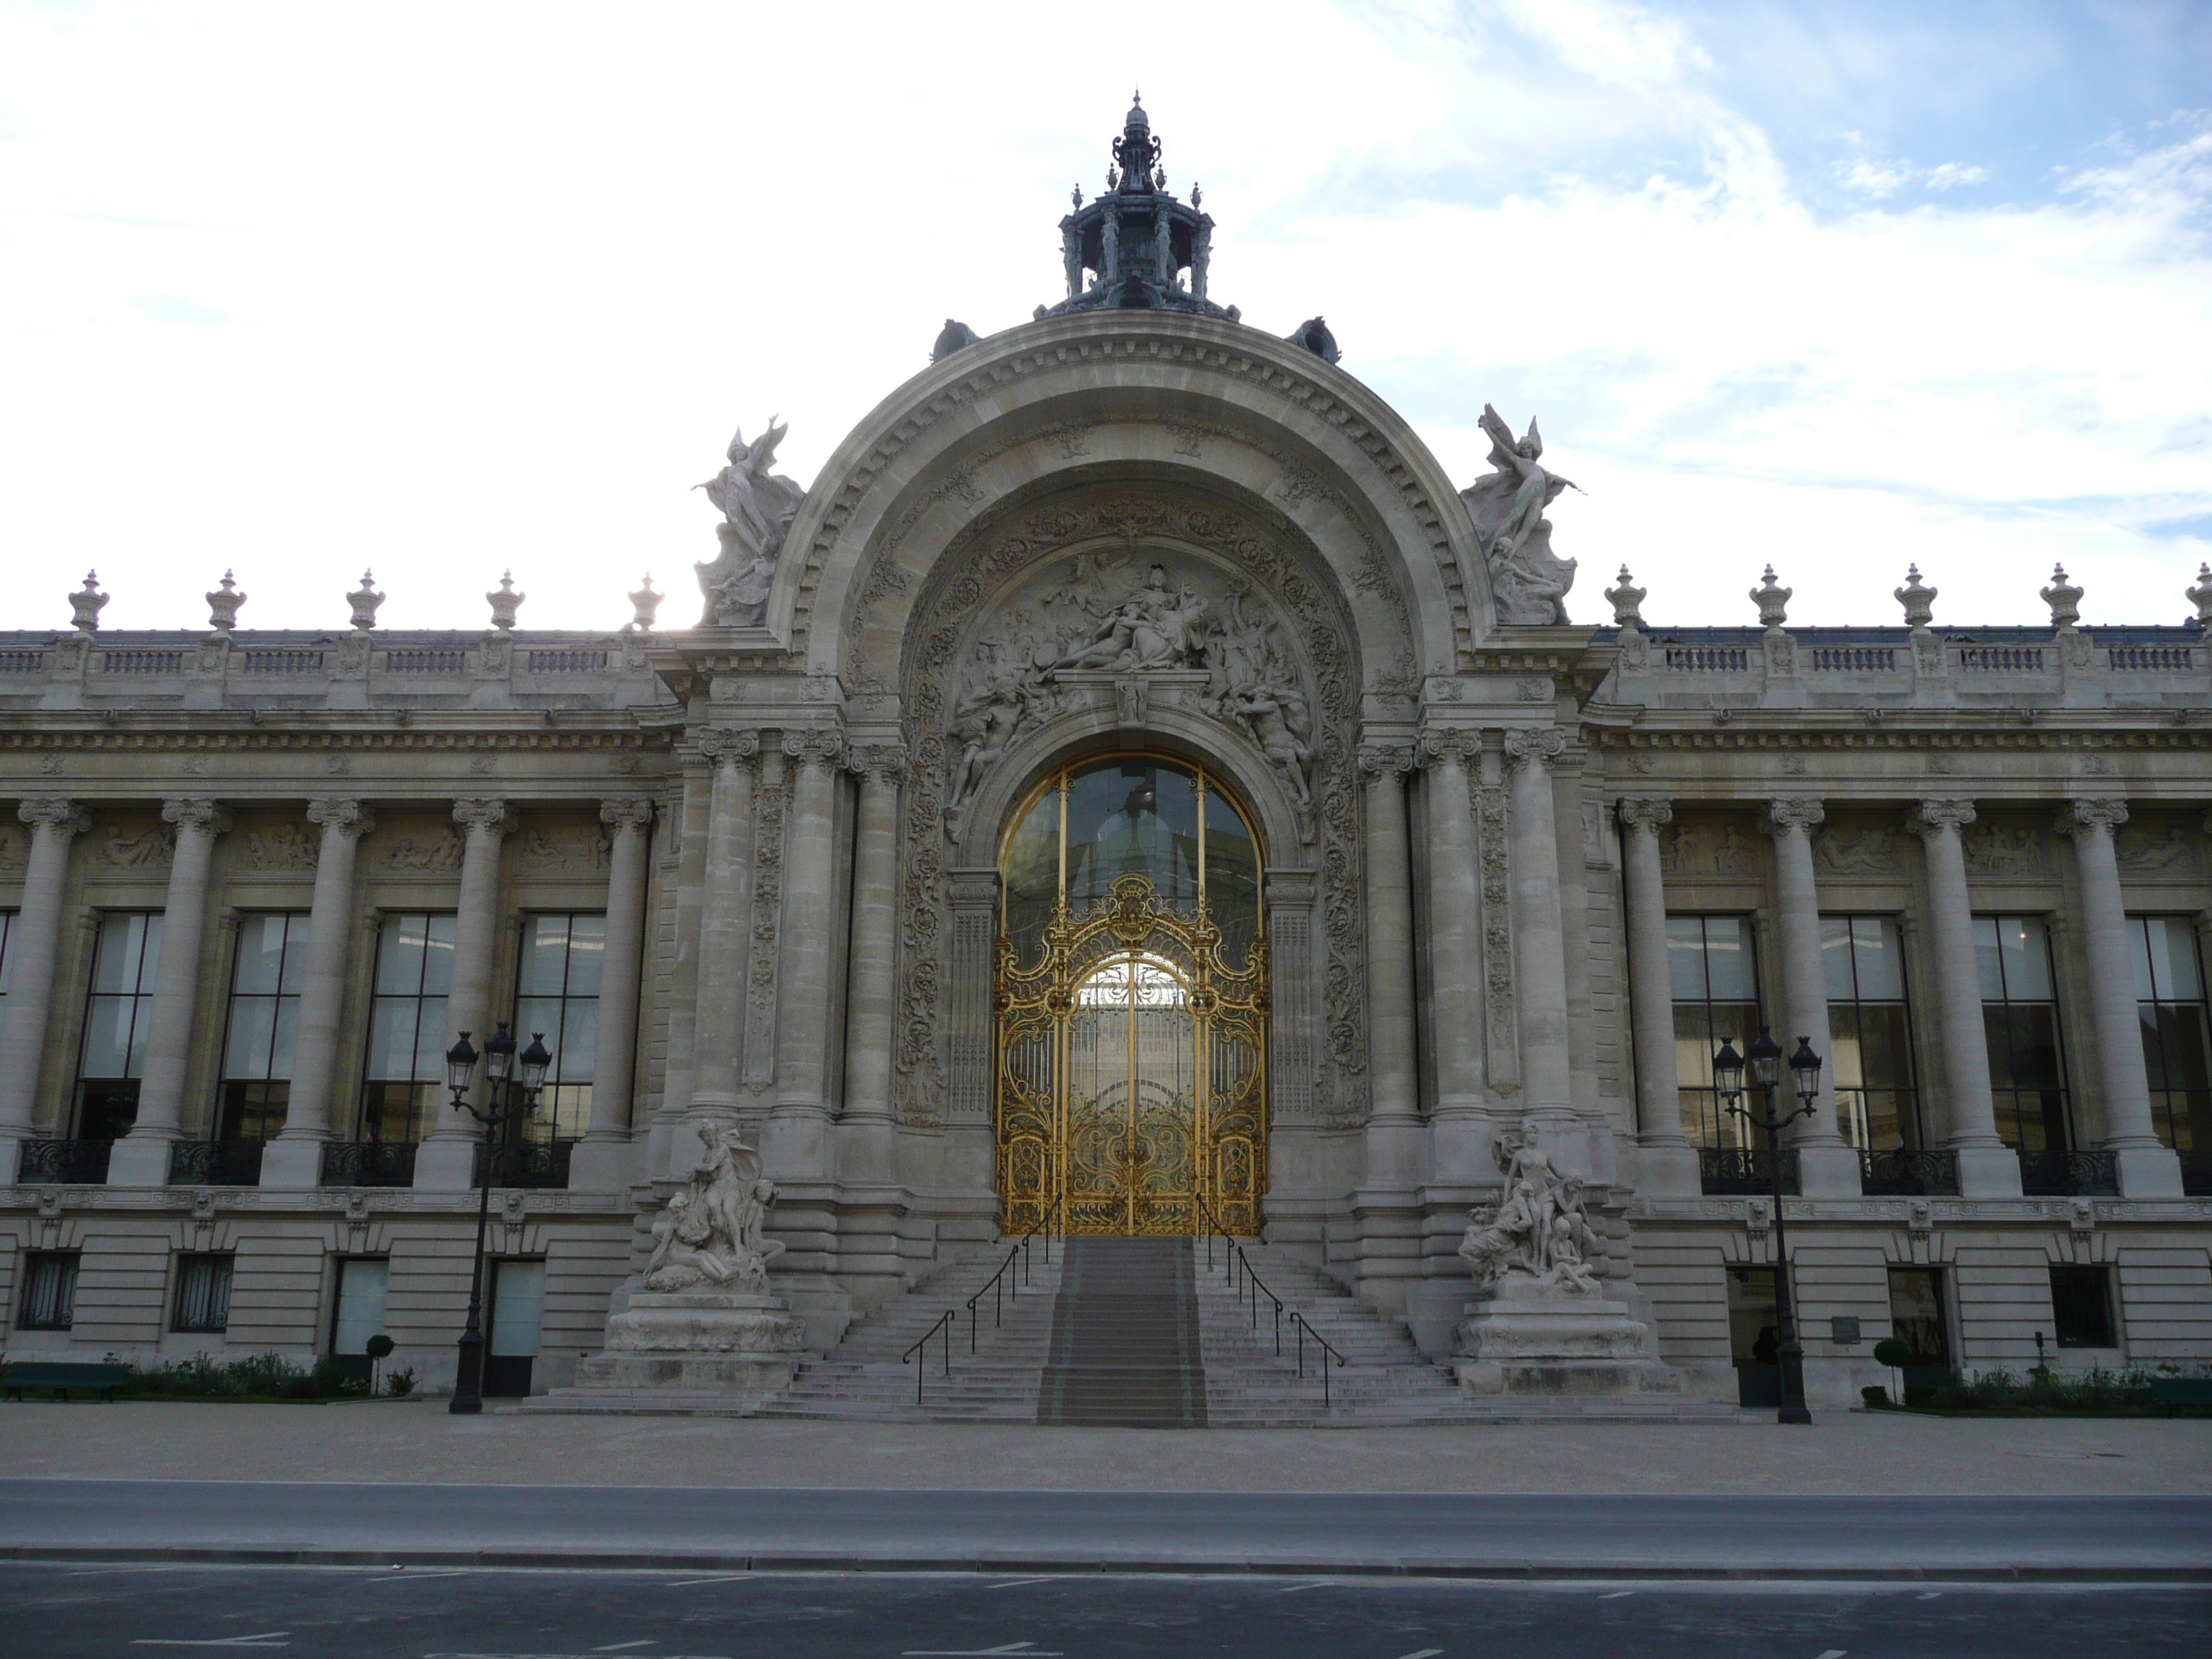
top-left (2049, 1264), bottom-right (2116, 1349)
top-left (171, 1254), bottom-right (235, 1334)
top-left (17, 1251), bottom-right (79, 1331)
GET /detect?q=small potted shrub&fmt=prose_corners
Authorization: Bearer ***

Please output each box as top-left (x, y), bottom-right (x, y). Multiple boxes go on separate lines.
top-left (365, 1334), bottom-right (395, 1398)
top-left (1872, 1336), bottom-right (1914, 1408)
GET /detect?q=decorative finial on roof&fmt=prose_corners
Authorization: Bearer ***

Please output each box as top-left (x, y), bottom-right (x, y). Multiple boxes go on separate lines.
top-left (206, 570), bottom-right (246, 634)
top-left (2041, 562), bottom-right (2083, 630)
top-left (1894, 564), bottom-right (1936, 630)
top-left (1750, 565), bottom-right (1791, 629)
top-left (70, 570), bottom-right (107, 634)
top-left (347, 570), bottom-right (385, 632)
top-left (2189, 562), bottom-right (2212, 628)
top-left (487, 570), bottom-right (524, 631)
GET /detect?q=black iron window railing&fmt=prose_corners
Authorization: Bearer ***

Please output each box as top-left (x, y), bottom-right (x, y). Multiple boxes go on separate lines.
top-left (18, 1138), bottom-right (114, 1184)
top-left (1700, 1146), bottom-right (1801, 1196)
top-left (2018, 1148), bottom-right (2120, 1197)
top-left (320, 1141), bottom-right (418, 1188)
top-left (167, 1139), bottom-right (266, 1187)
top-left (474, 1139), bottom-right (575, 1190)
top-left (1858, 1148), bottom-right (1960, 1196)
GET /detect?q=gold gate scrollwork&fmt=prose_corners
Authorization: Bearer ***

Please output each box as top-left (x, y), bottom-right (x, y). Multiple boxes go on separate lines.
top-left (997, 872), bottom-right (1267, 1236)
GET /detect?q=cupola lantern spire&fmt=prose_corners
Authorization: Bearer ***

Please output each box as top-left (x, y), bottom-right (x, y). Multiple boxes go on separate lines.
top-left (1044, 97), bottom-right (1237, 322)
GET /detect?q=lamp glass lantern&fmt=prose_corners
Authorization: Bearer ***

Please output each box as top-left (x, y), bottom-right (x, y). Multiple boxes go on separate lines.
top-left (518, 1032), bottom-right (553, 1097)
top-left (443, 1031), bottom-right (478, 1096)
top-left (1789, 1035), bottom-right (1824, 1108)
top-left (482, 1022), bottom-right (516, 1087)
top-left (1747, 1025), bottom-right (1784, 1091)
top-left (1712, 1037), bottom-right (1745, 1105)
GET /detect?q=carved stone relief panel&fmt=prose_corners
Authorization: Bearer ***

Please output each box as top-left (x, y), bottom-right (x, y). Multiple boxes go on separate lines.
top-left (516, 821), bottom-right (613, 876)
top-left (895, 489), bottom-right (1372, 1127)
top-left (91, 818), bottom-right (174, 871)
top-left (1656, 816), bottom-right (1758, 881)
top-left (1814, 819), bottom-right (1904, 878)
top-left (235, 819), bottom-right (318, 872)
top-left (377, 819), bottom-right (466, 873)
top-left (0, 824), bottom-right (24, 871)
top-left (2114, 815), bottom-right (2205, 878)
top-left (1961, 819), bottom-right (2056, 878)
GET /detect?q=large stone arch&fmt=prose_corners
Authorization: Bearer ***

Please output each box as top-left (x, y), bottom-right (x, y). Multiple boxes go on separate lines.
top-left (769, 310), bottom-right (1492, 684)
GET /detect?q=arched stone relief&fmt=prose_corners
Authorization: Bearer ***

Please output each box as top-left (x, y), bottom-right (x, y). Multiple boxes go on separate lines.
top-left (891, 485), bottom-right (1378, 1128)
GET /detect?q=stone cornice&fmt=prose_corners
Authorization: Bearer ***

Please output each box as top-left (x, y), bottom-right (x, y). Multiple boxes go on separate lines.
top-left (0, 727), bottom-right (666, 756)
top-left (1588, 723), bottom-right (2212, 754)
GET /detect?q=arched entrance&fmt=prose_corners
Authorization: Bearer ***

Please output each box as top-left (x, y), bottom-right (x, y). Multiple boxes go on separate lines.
top-left (995, 755), bottom-right (1268, 1236)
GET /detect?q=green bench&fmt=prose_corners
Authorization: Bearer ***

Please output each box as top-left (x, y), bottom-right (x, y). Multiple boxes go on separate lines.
top-left (2148, 1378), bottom-right (2212, 1417)
top-left (0, 1362), bottom-right (132, 1402)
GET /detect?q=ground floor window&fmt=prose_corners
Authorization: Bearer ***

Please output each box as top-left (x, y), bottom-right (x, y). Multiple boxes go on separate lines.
top-left (484, 1259), bottom-right (546, 1398)
top-left (170, 1254), bottom-right (234, 1334)
top-left (2049, 1264), bottom-right (2116, 1349)
top-left (329, 1258), bottom-right (390, 1382)
top-left (1725, 1265), bottom-right (1779, 1407)
top-left (1885, 1266), bottom-right (1950, 1372)
top-left (17, 1251), bottom-right (79, 1331)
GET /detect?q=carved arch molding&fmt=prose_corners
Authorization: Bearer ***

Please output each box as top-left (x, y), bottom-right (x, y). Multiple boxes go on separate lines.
top-left (892, 483), bottom-right (1383, 1130)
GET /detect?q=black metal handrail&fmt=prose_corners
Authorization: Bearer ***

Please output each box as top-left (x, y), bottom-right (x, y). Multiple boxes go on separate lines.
top-left (1290, 1310), bottom-right (1347, 1407)
top-left (967, 1192), bottom-right (1062, 1354)
top-left (2018, 1148), bottom-right (2120, 1197)
top-left (1858, 1148), bottom-right (1960, 1197)
top-left (167, 1138), bottom-right (265, 1187)
top-left (902, 1310), bottom-right (955, 1407)
top-left (320, 1140), bottom-right (418, 1188)
top-left (1700, 1146), bottom-right (1802, 1196)
top-left (17, 1139), bottom-right (112, 1184)
top-left (1196, 1189), bottom-right (1285, 1357)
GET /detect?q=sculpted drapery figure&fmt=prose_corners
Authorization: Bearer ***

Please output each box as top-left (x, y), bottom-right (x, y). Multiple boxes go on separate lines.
top-left (1458, 1133), bottom-right (1603, 1295)
top-left (642, 1123), bottom-right (785, 1293)
top-left (1461, 403), bottom-right (1579, 626)
top-left (693, 421), bottom-right (807, 627)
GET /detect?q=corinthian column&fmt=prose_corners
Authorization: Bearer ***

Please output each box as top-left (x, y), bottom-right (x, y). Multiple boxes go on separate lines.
top-left (839, 743), bottom-right (905, 1184)
top-left (109, 799), bottom-right (232, 1185)
top-left (763, 730), bottom-right (844, 1182)
top-left (1619, 797), bottom-right (1698, 1195)
top-left (1761, 798), bottom-right (1860, 1195)
top-left (569, 796), bottom-right (655, 1192)
top-left (1905, 800), bottom-right (2020, 1196)
top-left (2058, 799), bottom-right (2183, 1196)
top-left (259, 798), bottom-right (375, 1190)
top-left (415, 797), bottom-right (513, 1190)
top-left (1419, 729), bottom-right (1492, 1177)
top-left (1504, 729), bottom-right (1574, 1129)
top-left (1358, 739), bottom-right (1422, 1187)
top-left (688, 730), bottom-right (757, 1118)
top-left (0, 799), bottom-right (89, 1183)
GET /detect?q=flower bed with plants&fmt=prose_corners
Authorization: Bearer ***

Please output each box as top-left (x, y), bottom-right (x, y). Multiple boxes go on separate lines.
top-left (109, 1352), bottom-right (416, 1403)
top-left (1862, 1361), bottom-right (2212, 1416)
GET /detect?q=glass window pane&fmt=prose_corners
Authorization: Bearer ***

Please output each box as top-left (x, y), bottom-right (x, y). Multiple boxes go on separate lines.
top-left (268, 994), bottom-right (300, 1081)
top-left (1852, 917), bottom-right (1906, 1001)
top-left (562, 914), bottom-right (606, 997)
top-left (374, 916), bottom-right (428, 995)
top-left (554, 999), bottom-right (598, 1083)
top-left (2144, 917), bottom-right (2202, 1001)
top-left (1002, 783), bottom-right (1061, 968)
top-left (490, 1260), bottom-right (546, 1357)
top-left (1203, 791), bottom-right (1261, 972)
top-left (1064, 759), bottom-right (1200, 912)
top-left (2129, 917), bottom-right (2158, 1002)
top-left (223, 997), bottom-right (277, 1080)
top-left (232, 914), bottom-right (287, 994)
top-left (516, 997), bottom-right (567, 1074)
top-left (1827, 1005), bottom-right (1866, 1091)
top-left (1665, 918), bottom-right (1709, 1002)
top-left (81, 997), bottom-right (135, 1078)
top-left (1821, 917), bottom-right (1856, 1002)
top-left (521, 916), bottom-right (570, 995)
top-left (332, 1260), bottom-right (389, 1356)
top-left (92, 914), bottom-right (143, 992)
top-left (2003, 917), bottom-right (2054, 1000)
top-left (419, 914), bottom-right (457, 994)
top-left (124, 996), bottom-right (156, 1076)
top-left (1974, 916), bottom-right (2004, 1000)
top-left (413, 995), bottom-right (451, 1082)
top-left (276, 916), bottom-right (310, 993)
top-left (364, 999), bottom-right (419, 1082)
top-left (1702, 918), bottom-right (1756, 1001)
top-left (1858, 1004), bottom-right (1914, 1090)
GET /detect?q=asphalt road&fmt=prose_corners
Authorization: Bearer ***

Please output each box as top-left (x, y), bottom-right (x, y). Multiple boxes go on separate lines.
top-left (1, 1563), bottom-right (2206, 1659)
top-left (2, 1482), bottom-right (2207, 1580)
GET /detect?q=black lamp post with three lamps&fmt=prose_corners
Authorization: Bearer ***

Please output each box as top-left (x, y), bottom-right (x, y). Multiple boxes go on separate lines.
top-left (1712, 1026), bottom-right (1824, 1426)
top-left (441, 1022), bottom-right (552, 1416)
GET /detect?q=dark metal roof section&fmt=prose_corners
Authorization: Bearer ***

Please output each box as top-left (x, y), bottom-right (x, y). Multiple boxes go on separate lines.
top-left (1041, 94), bottom-right (1237, 322)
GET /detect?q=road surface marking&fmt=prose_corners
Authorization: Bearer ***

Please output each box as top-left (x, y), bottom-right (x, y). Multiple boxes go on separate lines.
top-left (663, 1575), bottom-right (752, 1588)
top-left (132, 1635), bottom-right (289, 1649)
top-left (1814, 1650), bottom-right (1848, 1658)
top-left (1275, 1581), bottom-right (1331, 1593)
top-left (1599, 1590), bottom-right (1637, 1599)
top-left (1393, 1649), bottom-right (1446, 1658)
top-left (593, 1645), bottom-right (658, 1653)
top-left (983, 1578), bottom-right (1059, 1591)
top-left (367, 1569), bottom-right (471, 1583)
top-left (901, 1646), bottom-right (1062, 1657)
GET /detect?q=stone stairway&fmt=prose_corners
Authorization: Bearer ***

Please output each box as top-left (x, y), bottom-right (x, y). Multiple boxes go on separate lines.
top-left (1035, 1236), bottom-right (1208, 1426)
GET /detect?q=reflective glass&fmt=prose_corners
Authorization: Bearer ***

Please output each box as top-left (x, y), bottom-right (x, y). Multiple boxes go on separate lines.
top-left (233, 914), bottom-right (289, 994)
top-left (1205, 788), bottom-right (1260, 971)
top-left (223, 997), bottom-right (277, 1079)
top-left (521, 915), bottom-right (571, 995)
top-left (562, 914), bottom-right (606, 997)
top-left (81, 997), bottom-right (136, 1079)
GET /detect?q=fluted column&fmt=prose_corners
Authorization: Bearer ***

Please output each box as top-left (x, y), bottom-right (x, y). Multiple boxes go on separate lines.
top-left (1359, 739), bottom-right (1422, 1187)
top-left (1419, 729), bottom-right (1491, 1177)
top-left (689, 731), bottom-right (757, 1116)
top-left (840, 743), bottom-right (905, 1184)
top-left (568, 797), bottom-right (654, 1192)
top-left (763, 730), bottom-right (844, 1181)
top-left (415, 798), bottom-right (513, 1190)
top-left (1619, 797), bottom-right (1699, 1195)
top-left (1906, 800), bottom-right (2020, 1196)
top-left (109, 800), bottom-right (232, 1184)
top-left (2059, 799), bottom-right (2183, 1196)
top-left (1504, 729), bottom-right (1574, 1130)
top-left (1762, 798), bottom-right (1859, 1195)
top-left (259, 798), bottom-right (375, 1190)
top-left (0, 799), bottom-right (89, 1183)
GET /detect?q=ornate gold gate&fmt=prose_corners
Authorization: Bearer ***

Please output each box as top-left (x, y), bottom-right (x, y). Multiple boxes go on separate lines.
top-left (997, 873), bottom-right (1268, 1235)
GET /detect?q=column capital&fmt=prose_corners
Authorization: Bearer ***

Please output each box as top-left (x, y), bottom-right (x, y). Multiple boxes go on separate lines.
top-left (1357, 739), bottom-right (1417, 778)
top-left (1617, 796), bottom-right (1673, 834)
top-left (1415, 728), bottom-right (1480, 769)
top-left (451, 798), bottom-right (517, 838)
top-left (159, 798), bottom-right (233, 837)
top-left (847, 742), bottom-right (908, 785)
top-left (307, 796), bottom-right (377, 838)
top-left (1907, 799), bottom-right (1977, 839)
top-left (1502, 727), bottom-right (1567, 773)
top-left (694, 725), bottom-right (760, 767)
top-left (1761, 796), bottom-right (1825, 835)
top-left (783, 729), bottom-right (847, 772)
top-left (598, 796), bottom-right (656, 833)
top-left (17, 796), bottom-right (90, 837)
top-left (2057, 797), bottom-right (2128, 838)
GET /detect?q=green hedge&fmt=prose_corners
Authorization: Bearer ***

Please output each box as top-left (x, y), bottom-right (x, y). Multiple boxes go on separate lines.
top-left (1863, 1362), bottom-right (2211, 1414)
top-left (112, 1352), bottom-right (370, 1401)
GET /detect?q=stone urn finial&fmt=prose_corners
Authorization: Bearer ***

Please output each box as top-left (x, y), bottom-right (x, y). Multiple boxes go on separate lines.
top-left (1750, 565), bottom-right (1791, 629)
top-left (2041, 562), bottom-right (2083, 630)
top-left (2188, 562), bottom-right (2212, 628)
top-left (347, 570), bottom-right (385, 632)
top-left (70, 570), bottom-right (108, 634)
top-left (628, 573), bottom-right (662, 633)
top-left (1604, 565), bottom-right (1646, 630)
top-left (205, 570), bottom-right (246, 633)
top-left (1894, 564), bottom-right (1936, 629)
top-left (487, 570), bottom-right (524, 631)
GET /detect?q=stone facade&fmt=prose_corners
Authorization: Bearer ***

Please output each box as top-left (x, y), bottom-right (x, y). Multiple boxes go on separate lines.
top-left (3, 106), bottom-right (2209, 1406)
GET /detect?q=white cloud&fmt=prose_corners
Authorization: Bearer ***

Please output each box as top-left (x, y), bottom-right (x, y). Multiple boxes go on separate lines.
top-left (1923, 161), bottom-right (1990, 190)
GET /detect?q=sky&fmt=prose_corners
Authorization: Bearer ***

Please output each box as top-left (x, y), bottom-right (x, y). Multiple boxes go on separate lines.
top-left (1, 0), bottom-right (2208, 636)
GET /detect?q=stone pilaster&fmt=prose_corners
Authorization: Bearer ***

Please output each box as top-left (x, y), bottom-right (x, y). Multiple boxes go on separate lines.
top-left (946, 868), bottom-right (1003, 1124)
top-left (109, 799), bottom-right (232, 1185)
top-left (1619, 797), bottom-right (1698, 1196)
top-left (0, 799), bottom-right (89, 1182)
top-left (1504, 729), bottom-right (1574, 1133)
top-left (1418, 729), bottom-right (1493, 1179)
top-left (763, 730), bottom-right (845, 1182)
top-left (569, 796), bottom-right (655, 1192)
top-left (414, 797), bottom-right (514, 1190)
top-left (1905, 800), bottom-right (2020, 1196)
top-left (2058, 798), bottom-right (2184, 1196)
top-left (259, 797), bottom-right (376, 1190)
top-left (1760, 798), bottom-right (1859, 1195)
top-left (689, 730), bottom-right (758, 1118)
top-left (838, 743), bottom-right (906, 1184)
top-left (1357, 739), bottom-right (1421, 1185)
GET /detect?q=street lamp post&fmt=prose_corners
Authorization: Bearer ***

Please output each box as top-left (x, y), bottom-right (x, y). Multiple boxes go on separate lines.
top-left (444, 1023), bottom-right (552, 1416)
top-left (1714, 1026), bottom-right (1824, 1426)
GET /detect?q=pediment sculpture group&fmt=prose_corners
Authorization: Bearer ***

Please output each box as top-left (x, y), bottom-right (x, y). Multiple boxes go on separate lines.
top-left (1458, 1133), bottom-right (1604, 1296)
